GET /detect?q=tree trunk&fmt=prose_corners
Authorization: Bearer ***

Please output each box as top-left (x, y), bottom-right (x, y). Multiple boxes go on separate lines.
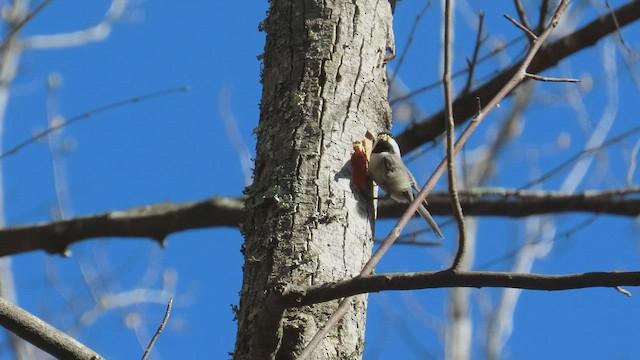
top-left (234, 0), bottom-right (394, 359)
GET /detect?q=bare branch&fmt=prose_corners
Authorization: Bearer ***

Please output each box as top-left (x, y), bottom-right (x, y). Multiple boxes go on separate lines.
top-left (0, 0), bottom-right (53, 51)
top-left (0, 296), bottom-right (104, 359)
top-left (513, 0), bottom-right (530, 33)
top-left (1, 187), bottom-right (638, 258)
top-left (521, 126), bottom-right (640, 190)
top-left (141, 298), bottom-right (173, 360)
top-left (397, 0), bottom-right (640, 154)
top-left (605, 0), bottom-right (638, 58)
top-left (0, 197), bottom-right (244, 257)
top-left (282, 270), bottom-right (640, 307)
top-left (0, 86), bottom-right (189, 161)
top-left (390, 35), bottom-right (524, 106)
top-left (525, 73), bottom-right (580, 82)
top-left (462, 12), bottom-right (485, 95)
top-left (389, 0), bottom-right (432, 87)
top-left (537, 0), bottom-right (551, 33)
top-left (504, 13), bottom-right (537, 40)
top-left (443, 0), bottom-right (467, 270)
top-left (383, 187), bottom-right (640, 218)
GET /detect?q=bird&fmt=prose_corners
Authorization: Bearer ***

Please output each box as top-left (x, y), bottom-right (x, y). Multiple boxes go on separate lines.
top-left (367, 132), bottom-right (444, 239)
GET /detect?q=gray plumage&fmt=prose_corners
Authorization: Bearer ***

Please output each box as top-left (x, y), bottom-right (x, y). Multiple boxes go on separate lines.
top-left (368, 133), bottom-right (444, 239)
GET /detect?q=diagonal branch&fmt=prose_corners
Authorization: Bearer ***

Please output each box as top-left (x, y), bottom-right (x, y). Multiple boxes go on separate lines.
top-left (0, 295), bottom-right (104, 359)
top-left (504, 13), bottom-right (537, 40)
top-left (0, 0), bottom-right (53, 51)
top-left (141, 298), bottom-right (173, 360)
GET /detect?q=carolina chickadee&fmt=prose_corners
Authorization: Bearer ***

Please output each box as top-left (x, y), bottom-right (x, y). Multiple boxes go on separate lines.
top-left (368, 132), bottom-right (444, 239)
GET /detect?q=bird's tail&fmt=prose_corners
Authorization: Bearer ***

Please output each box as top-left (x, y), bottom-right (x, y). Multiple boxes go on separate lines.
top-left (417, 203), bottom-right (444, 239)
top-left (404, 190), bottom-right (444, 239)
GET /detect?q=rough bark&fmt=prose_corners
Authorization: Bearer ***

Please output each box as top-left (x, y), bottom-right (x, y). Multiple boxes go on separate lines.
top-left (234, 0), bottom-right (394, 359)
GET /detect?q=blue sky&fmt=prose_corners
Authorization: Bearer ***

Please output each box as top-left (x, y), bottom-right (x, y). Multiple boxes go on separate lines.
top-left (2, 1), bottom-right (639, 359)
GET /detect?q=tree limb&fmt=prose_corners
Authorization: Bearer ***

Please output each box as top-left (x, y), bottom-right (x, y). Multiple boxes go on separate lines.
top-left (281, 270), bottom-right (640, 307)
top-left (384, 187), bottom-right (640, 217)
top-left (0, 197), bottom-right (244, 257)
top-left (0, 296), bottom-right (104, 359)
top-left (0, 188), bottom-right (637, 257)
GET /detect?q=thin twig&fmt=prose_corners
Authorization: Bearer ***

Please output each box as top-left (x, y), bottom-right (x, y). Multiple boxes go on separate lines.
top-left (380, 237), bottom-right (441, 246)
top-left (520, 125), bottom-right (640, 189)
top-left (537, 0), bottom-right (551, 33)
top-left (513, 0), bottom-right (531, 37)
top-left (390, 35), bottom-right (525, 105)
top-left (0, 0), bottom-right (53, 51)
top-left (605, 0), bottom-right (637, 58)
top-left (478, 215), bottom-right (598, 270)
top-left (389, 0), bottom-right (432, 87)
top-left (141, 298), bottom-right (173, 360)
top-left (0, 86), bottom-right (189, 161)
top-left (525, 73), bottom-right (580, 82)
top-left (443, 0), bottom-right (466, 270)
top-left (462, 12), bottom-right (485, 95)
top-left (504, 13), bottom-right (537, 40)
top-left (468, 82), bottom-right (533, 184)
